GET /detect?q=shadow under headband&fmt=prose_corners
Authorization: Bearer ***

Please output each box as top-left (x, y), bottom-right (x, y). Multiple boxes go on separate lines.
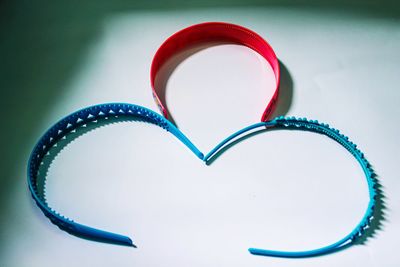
top-left (150, 22), bottom-right (280, 122)
top-left (27, 22), bottom-right (378, 258)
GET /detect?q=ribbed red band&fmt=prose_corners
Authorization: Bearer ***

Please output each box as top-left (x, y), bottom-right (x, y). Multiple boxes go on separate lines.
top-left (150, 22), bottom-right (280, 122)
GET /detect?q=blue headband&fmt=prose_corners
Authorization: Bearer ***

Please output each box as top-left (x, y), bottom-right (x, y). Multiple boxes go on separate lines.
top-left (27, 22), bottom-right (378, 259)
top-left (28, 103), bottom-right (376, 257)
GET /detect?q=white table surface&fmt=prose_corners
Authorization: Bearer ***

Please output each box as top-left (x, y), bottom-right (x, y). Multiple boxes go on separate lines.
top-left (2, 6), bottom-right (400, 267)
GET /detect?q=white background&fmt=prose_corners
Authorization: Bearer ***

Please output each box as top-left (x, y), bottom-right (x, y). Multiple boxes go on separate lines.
top-left (2, 7), bottom-right (400, 267)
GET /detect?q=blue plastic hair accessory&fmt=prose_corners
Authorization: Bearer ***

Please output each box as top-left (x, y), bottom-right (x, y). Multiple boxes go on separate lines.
top-left (27, 21), bottom-right (379, 259)
top-left (28, 104), bottom-right (377, 256)
top-left (204, 116), bottom-right (377, 257)
top-left (27, 103), bottom-right (203, 247)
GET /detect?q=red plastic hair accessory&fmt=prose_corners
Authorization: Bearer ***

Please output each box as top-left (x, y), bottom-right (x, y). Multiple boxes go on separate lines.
top-left (150, 22), bottom-right (280, 122)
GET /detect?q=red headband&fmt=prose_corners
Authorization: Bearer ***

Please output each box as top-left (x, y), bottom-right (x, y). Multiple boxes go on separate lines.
top-left (150, 22), bottom-right (280, 122)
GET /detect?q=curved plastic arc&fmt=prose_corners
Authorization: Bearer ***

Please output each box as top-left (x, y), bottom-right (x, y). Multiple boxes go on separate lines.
top-left (28, 104), bottom-right (376, 256)
top-left (204, 121), bottom-right (276, 161)
top-left (27, 21), bottom-right (377, 258)
top-left (150, 22), bottom-right (280, 122)
top-left (204, 117), bottom-right (376, 258)
top-left (27, 103), bottom-right (203, 247)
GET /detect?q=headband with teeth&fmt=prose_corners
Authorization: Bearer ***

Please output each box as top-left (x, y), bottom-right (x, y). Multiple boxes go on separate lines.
top-left (204, 116), bottom-right (376, 257)
top-left (27, 22), bottom-right (377, 258)
top-left (150, 21), bottom-right (280, 122)
top-left (27, 103), bottom-right (203, 247)
top-left (150, 23), bottom-right (377, 256)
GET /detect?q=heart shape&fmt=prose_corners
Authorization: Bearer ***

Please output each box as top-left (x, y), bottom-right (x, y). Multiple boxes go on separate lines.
top-left (28, 103), bottom-right (376, 257)
top-left (27, 22), bottom-right (377, 258)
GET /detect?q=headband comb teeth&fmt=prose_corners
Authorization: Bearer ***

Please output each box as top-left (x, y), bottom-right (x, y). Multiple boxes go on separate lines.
top-left (150, 22), bottom-right (280, 122)
top-left (28, 103), bottom-right (203, 247)
top-left (201, 116), bottom-right (377, 257)
top-left (27, 22), bottom-right (379, 259)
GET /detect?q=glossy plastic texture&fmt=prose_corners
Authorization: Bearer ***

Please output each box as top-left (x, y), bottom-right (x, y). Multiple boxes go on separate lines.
top-left (150, 22), bottom-right (280, 122)
top-left (27, 103), bottom-right (203, 247)
top-left (27, 22), bottom-right (377, 259)
top-left (205, 117), bottom-right (376, 257)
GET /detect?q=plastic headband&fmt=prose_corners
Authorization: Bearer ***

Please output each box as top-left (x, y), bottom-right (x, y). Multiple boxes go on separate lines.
top-left (27, 106), bottom-right (377, 257)
top-left (150, 22), bottom-right (280, 122)
top-left (27, 103), bottom-right (203, 247)
top-left (27, 22), bottom-right (378, 258)
top-left (205, 117), bottom-right (377, 257)
top-left (150, 22), bottom-right (377, 257)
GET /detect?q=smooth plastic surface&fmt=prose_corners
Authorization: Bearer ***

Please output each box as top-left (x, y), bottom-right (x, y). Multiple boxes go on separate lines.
top-left (27, 103), bottom-right (203, 247)
top-left (204, 116), bottom-right (377, 257)
top-left (27, 22), bottom-right (377, 259)
top-left (149, 22), bottom-right (376, 257)
top-left (150, 22), bottom-right (280, 122)
top-left (28, 106), bottom-right (376, 257)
